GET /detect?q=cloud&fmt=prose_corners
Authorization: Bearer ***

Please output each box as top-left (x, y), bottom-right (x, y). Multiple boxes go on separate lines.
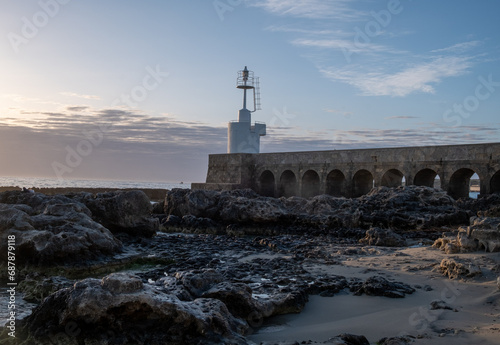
top-left (66, 106), bottom-right (90, 112)
top-left (431, 41), bottom-right (482, 54)
top-left (1, 105), bottom-right (497, 181)
top-left (321, 56), bottom-right (472, 97)
top-left (60, 92), bottom-right (101, 100)
top-left (0, 107), bottom-right (226, 182)
top-left (385, 116), bottom-right (419, 120)
top-left (292, 38), bottom-right (406, 55)
top-left (248, 0), bottom-right (363, 20)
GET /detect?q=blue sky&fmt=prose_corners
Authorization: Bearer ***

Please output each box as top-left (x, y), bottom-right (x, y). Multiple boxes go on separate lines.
top-left (0, 0), bottom-right (499, 182)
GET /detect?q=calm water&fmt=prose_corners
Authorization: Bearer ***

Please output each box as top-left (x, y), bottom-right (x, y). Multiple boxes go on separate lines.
top-left (0, 176), bottom-right (188, 190)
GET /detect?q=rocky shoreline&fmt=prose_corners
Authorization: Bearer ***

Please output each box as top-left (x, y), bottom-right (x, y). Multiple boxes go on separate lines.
top-left (1, 186), bottom-right (500, 344)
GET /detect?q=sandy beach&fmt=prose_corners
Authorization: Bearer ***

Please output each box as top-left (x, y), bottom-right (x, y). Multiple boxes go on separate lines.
top-left (249, 246), bottom-right (500, 344)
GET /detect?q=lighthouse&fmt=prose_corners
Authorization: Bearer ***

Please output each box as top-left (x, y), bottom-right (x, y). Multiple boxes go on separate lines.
top-left (227, 66), bottom-right (266, 153)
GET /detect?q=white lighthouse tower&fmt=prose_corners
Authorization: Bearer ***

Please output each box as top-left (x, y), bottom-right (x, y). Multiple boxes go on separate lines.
top-left (228, 66), bottom-right (266, 153)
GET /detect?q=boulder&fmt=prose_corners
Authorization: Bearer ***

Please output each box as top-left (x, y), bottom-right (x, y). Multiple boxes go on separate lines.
top-left (72, 190), bottom-right (158, 237)
top-left (22, 273), bottom-right (248, 345)
top-left (351, 276), bottom-right (415, 298)
top-left (359, 227), bottom-right (406, 247)
top-left (437, 258), bottom-right (482, 279)
top-left (376, 336), bottom-right (411, 345)
top-left (0, 203), bottom-right (122, 266)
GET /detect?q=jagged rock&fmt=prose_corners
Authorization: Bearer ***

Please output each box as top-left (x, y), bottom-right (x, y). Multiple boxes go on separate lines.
top-left (270, 290), bottom-right (309, 315)
top-left (430, 300), bottom-right (455, 311)
top-left (174, 269), bottom-right (224, 297)
top-left (22, 273), bottom-right (248, 345)
top-left (359, 227), bottom-right (406, 247)
top-left (202, 282), bottom-right (273, 321)
top-left (332, 333), bottom-right (370, 345)
top-left (351, 276), bottom-right (415, 298)
top-left (376, 336), bottom-right (411, 345)
top-left (165, 186), bottom-right (470, 234)
top-left (72, 190), bottom-right (158, 237)
top-left (0, 202), bottom-right (122, 266)
top-left (434, 217), bottom-right (500, 253)
top-left (101, 272), bottom-right (144, 293)
top-left (437, 258), bottom-right (482, 279)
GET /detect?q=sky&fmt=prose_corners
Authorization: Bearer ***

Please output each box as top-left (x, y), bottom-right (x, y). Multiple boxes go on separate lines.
top-left (1, 0), bottom-right (499, 183)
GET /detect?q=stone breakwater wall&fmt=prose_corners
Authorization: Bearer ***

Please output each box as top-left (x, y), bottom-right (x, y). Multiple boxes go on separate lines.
top-left (192, 142), bottom-right (500, 199)
top-left (0, 187), bottom-right (168, 201)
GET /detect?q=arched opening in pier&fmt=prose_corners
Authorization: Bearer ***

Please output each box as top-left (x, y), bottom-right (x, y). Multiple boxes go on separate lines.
top-left (381, 169), bottom-right (405, 188)
top-left (353, 169), bottom-right (374, 197)
top-left (279, 170), bottom-right (297, 197)
top-left (491, 171), bottom-right (500, 194)
top-left (448, 168), bottom-right (478, 199)
top-left (259, 170), bottom-right (275, 197)
top-left (414, 169), bottom-right (441, 189)
top-left (326, 170), bottom-right (346, 197)
top-left (301, 170), bottom-right (320, 198)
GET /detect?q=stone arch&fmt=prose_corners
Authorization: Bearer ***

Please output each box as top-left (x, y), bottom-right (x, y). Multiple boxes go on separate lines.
top-left (279, 170), bottom-right (298, 197)
top-left (326, 169), bottom-right (346, 197)
top-left (414, 168), bottom-right (441, 189)
top-left (491, 170), bottom-right (500, 194)
top-left (301, 170), bottom-right (320, 198)
top-left (353, 169), bottom-right (374, 197)
top-left (259, 170), bottom-right (275, 197)
top-left (381, 169), bottom-right (405, 188)
top-left (448, 168), bottom-right (478, 199)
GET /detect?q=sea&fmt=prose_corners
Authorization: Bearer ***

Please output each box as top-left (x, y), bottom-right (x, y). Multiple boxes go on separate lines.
top-left (0, 176), bottom-right (188, 191)
top-left (0, 176), bottom-right (479, 198)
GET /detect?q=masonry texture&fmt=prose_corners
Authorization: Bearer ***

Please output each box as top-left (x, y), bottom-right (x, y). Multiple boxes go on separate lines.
top-left (191, 143), bottom-right (500, 199)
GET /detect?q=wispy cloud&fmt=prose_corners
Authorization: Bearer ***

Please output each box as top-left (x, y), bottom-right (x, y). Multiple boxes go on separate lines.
top-left (385, 116), bottom-right (419, 120)
top-left (431, 41), bottom-right (482, 54)
top-left (321, 56), bottom-right (472, 96)
top-left (255, 0), bottom-right (484, 98)
top-left (292, 38), bottom-right (405, 55)
top-left (60, 92), bottom-right (101, 100)
top-left (248, 0), bottom-right (364, 20)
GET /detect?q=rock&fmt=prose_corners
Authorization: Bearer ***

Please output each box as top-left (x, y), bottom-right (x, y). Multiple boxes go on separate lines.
top-left (334, 333), bottom-right (369, 345)
top-left (174, 269), bottom-right (224, 298)
top-left (434, 217), bottom-right (500, 253)
top-left (271, 290), bottom-right (309, 315)
top-left (376, 336), bottom-right (411, 345)
top-left (351, 276), bottom-right (415, 298)
top-left (202, 282), bottom-right (273, 321)
top-left (218, 193), bottom-right (288, 224)
top-left (22, 273), bottom-right (248, 345)
top-left (0, 203), bottom-right (122, 266)
top-left (430, 300), bottom-right (455, 311)
top-left (101, 272), bottom-right (144, 294)
top-left (165, 186), bottom-right (469, 234)
top-left (437, 258), bottom-right (482, 279)
top-left (72, 190), bottom-right (158, 237)
top-left (359, 227), bottom-right (406, 247)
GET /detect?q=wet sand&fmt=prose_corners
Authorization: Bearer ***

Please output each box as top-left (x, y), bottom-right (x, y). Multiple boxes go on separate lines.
top-left (249, 246), bottom-right (500, 344)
